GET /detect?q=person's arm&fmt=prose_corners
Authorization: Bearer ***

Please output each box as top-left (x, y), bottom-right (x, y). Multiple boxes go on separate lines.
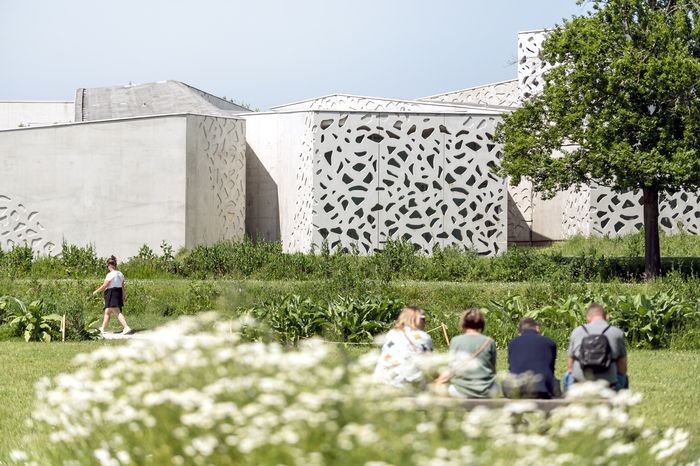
top-left (616, 356), bottom-right (627, 376)
top-left (121, 281), bottom-right (126, 303)
top-left (567, 356), bottom-right (574, 373)
top-left (550, 342), bottom-right (557, 374)
top-left (92, 279), bottom-right (110, 295)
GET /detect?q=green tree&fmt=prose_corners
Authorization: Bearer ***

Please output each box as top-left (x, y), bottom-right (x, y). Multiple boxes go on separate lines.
top-left (497, 0), bottom-right (700, 277)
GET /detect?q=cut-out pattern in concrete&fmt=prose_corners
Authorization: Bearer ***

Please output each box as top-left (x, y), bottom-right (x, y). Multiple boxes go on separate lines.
top-left (0, 195), bottom-right (55, 254)
top-left (508, 179), bottom-right (533, 242)
top-left (310, 112), bottom-right (506, 255)
top-left (561, 186), bottom-right (700, 237)
top-left (288, 113), bottom-right (315, 253)
top-left (199, 116), bottom-right (246, 240)
top-left (518, 30), bottom-right (550, 101)
top-left (421, 80), bottom-right (521, 107)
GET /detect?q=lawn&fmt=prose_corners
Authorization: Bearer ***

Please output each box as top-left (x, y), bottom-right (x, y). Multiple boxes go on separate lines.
top-left (0, 338), bottom-right (697, 462)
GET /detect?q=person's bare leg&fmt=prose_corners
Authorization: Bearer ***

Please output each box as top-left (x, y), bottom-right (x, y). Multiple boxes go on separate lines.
top-left (117, 312), bottom-right (131, 333)
top-left (100, 308), bottom-right (112, 332)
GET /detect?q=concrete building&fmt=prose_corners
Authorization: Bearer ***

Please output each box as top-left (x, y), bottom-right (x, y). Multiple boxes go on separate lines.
top-left (0, 101), bottom-right (74, 129)
top-left (2, 30), bottom-right (699, 258)
top-left (0, 83), bottom-right (246, 258)
top-left (245, 96), bottom-right (508, 255)
top-left (418, 30), bottom-right (700, 243)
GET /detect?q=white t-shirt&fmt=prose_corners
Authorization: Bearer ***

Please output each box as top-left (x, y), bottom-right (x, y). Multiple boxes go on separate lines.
top-left (105, 270), bottom-right (125, 289)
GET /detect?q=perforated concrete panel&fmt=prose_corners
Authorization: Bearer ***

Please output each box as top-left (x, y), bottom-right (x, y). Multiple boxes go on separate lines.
top-left (248, 111), bottom-right (507, 255)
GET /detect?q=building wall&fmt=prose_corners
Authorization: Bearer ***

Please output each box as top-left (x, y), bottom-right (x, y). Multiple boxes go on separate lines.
top-left (0, 101), bottom-right (74, 129)
top-left (311, 111), bottom-right (507, 255)
top-left (0, 116), bottom-right (190, 257)
top-left (243, 112), bottom-right (313, 249)
top-left (185, 115), bottom-right (246, 248)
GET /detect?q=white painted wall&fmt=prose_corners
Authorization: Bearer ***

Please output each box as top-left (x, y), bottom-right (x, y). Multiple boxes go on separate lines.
top-left (0, 101), bottom-right (74, 129)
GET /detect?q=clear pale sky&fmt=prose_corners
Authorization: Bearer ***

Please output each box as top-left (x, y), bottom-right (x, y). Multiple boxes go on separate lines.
top-left (0, 0), bottom-right (588, 110)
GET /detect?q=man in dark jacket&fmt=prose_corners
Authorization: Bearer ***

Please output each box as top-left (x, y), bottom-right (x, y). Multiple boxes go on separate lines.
top-left (503, 318), bottom-right (558, 399)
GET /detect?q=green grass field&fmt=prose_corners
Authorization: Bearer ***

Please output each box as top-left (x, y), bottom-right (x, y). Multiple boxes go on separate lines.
top-left (0, 339), bottom-right (697, 462)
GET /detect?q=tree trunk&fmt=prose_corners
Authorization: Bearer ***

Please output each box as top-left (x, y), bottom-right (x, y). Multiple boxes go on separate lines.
top-left (642, 187), bottom-right (661, 279)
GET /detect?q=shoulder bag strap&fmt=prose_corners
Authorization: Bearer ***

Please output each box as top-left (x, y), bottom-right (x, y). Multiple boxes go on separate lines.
top-left (601, 324), bottom-right (611, 335)
top-left (402, 328), bottom-right (418, 352)
top-left (471, 337), bottom-right (492, 358)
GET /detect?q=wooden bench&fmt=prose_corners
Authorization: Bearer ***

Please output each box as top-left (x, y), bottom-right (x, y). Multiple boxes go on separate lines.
top-left (401, 396), bottom-right (610, 414)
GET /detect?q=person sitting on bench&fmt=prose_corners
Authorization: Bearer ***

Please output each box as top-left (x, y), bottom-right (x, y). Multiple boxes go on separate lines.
top-left (503, 318), bottom-right (559, 399)
top-left (437, 308), bottom-right (498, 399)
top-left (566, 303), bottom-right (628, 391)
top-left (373, 306), bottom-right (433, 387)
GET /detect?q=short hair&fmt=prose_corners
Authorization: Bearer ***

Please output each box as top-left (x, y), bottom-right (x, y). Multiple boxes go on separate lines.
top-left (586, 303), bottom-right (606, 318)
top-left (107, 255), bottom-right (118, 268)
top-left (518, 317), bottom-right (540, 333)
top-left (460, 308), bottom-right (485, 332)
top-left (394, 306), bottom-right (425, 330)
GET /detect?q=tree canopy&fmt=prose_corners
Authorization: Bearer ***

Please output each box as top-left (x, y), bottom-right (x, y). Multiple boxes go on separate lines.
top-left (498, 0), bottom-right (700, 197)
top-left (497, 0), bottom-right (700, 277)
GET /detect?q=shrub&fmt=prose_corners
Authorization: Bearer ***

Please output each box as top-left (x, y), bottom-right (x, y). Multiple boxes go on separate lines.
top-left (0, 244), bottom-right (33, 276)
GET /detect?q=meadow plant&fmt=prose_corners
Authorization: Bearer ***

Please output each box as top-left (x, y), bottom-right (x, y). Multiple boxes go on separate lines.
top-left (14, 314), bottom-right (692, 465)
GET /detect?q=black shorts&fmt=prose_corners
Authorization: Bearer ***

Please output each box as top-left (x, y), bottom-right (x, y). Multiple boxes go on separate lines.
top-left (103, 287), bottom-right (123, 311)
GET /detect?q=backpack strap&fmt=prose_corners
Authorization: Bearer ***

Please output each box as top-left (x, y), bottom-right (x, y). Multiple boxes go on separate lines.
top-left (581, 325), bottom-right (590, 335)
top-left (601, 324), bottom-right (612, 335)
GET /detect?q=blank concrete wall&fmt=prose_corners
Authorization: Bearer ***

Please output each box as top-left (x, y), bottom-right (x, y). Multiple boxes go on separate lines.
top-left (0, 116), bottom-right (188, 257)
top-left (0, 102), bottom-right (74, 129)
top-left (243, 112), bottom-right (311, 248)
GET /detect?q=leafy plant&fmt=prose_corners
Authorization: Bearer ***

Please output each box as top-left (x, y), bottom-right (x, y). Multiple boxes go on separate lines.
top-left (4, 298), bottom-right (62, 342)
top-left (248, 295), bottom-right (326, 344)
top-left (325, 296), bottom-right (404, 343)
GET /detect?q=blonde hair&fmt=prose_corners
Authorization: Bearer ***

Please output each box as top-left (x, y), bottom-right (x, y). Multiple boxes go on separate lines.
top-left (394, 306), bottom-right (426, 331)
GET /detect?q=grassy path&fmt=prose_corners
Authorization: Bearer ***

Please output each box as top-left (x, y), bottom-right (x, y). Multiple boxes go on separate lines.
top-left (0, 342), bottom-right (698, 461)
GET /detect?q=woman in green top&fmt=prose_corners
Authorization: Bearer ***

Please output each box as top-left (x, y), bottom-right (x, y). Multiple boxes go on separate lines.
top-left (443, 308), bottom-right (498, 398)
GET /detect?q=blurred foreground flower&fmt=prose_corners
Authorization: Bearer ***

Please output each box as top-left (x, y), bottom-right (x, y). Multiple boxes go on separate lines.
top-left (9, 314), bottom-right (692, 465)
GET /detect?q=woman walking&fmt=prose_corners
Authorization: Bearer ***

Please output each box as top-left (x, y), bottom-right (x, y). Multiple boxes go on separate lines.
top-left (92, 255), bottom-right (132, 335)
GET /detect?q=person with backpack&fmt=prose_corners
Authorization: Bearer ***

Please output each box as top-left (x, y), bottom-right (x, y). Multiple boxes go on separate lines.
top-left (566, 303), bottom-right (628, 391)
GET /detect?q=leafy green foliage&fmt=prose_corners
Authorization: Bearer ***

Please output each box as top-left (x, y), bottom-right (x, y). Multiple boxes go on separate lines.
top-left (496, 0), bottom-right (700, 277)
top-left (483, 291), bottom-right (700, 349)
top-left (249, 295), bottom-right (326, 344)
top-left (498, 0), bottom-right (700, 196)
top-left (2, 298), bottom-right (61, 342)
top-left (325, 296), bottom-right (404, 343)
top-left (248, 295), bottom-right (404, 345)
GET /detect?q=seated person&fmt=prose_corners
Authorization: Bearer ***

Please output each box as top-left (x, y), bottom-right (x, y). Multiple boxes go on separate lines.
top-left (503, 318), bottom-right (558, 399)
top-left (438, 308), bottom-right (498, 399)
top-left (567, 303), bottom-right (628, 391)
top-left (373, 306), bottom-right (433, 387)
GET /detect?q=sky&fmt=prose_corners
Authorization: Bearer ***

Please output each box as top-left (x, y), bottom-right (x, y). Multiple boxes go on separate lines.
top-left (0, 0), bottom-right (589, 110)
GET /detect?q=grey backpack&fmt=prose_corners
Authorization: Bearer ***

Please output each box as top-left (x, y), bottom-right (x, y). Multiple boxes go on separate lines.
top-left (576, 324), bottom-right (613, 372)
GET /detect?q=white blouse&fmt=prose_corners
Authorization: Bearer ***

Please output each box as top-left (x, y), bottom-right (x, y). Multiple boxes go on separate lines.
top-left (373, 326), bottom-right (433, 387)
